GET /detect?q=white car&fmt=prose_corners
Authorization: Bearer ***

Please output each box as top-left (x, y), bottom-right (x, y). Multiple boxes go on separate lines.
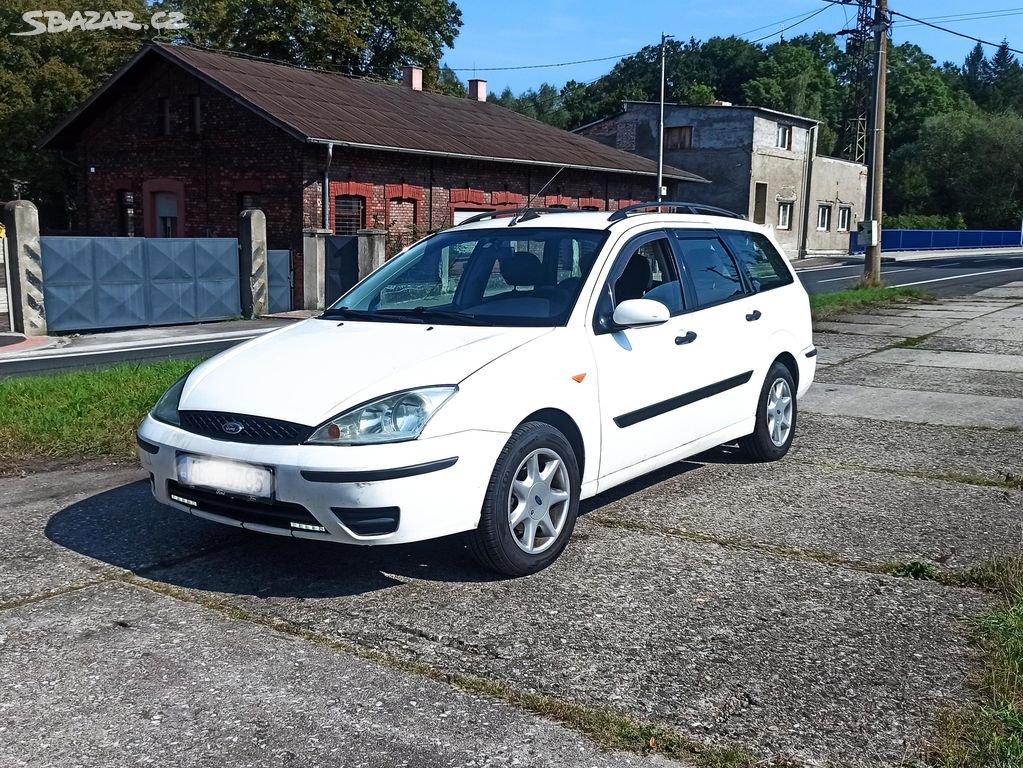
top-left (138, 203), bottom-right (816, 576)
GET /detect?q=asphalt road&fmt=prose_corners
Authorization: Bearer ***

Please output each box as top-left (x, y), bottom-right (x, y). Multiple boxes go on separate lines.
top-left (798, 250), bottom-right (1023, 296)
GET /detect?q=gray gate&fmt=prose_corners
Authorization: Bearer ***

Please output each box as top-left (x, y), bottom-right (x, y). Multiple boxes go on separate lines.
top-left (267, 249), bottom-right (293, 314)
top-left (41, 237), bottom-right (240, 332)
top-left (325, 236), bottom-right (359, 306)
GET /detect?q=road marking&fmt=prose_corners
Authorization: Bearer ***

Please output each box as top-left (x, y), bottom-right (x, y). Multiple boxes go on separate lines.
top-left (891, 266), bottom-right (1023, 288)
top-left (794, 264), bottom-right (861, 273)
top-left (814, 268), bottom-right (914, 284)
top-left (815, 273), bottom-right (863, 283)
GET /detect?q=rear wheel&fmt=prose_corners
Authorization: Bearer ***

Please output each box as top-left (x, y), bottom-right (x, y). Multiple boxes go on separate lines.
top-left (737, 361), bottom-right (797, 462)
top-left (467, 421), bottom-right (580, 577)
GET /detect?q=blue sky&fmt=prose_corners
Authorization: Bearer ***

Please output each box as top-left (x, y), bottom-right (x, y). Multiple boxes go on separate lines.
top-left (441, 1), bottom-right (1023, 93)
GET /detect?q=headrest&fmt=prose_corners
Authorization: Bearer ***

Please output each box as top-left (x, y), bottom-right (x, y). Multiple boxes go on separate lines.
top-left (500, 251), bottom-right (544, 287)
top-left (616, 254), bottom-right (652, 302)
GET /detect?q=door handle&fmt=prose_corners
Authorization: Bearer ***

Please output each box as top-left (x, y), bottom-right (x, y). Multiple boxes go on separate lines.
top-left (675, 331), bottom-right (697, 345)
top-left (746, 310), bottom-right (762, 322)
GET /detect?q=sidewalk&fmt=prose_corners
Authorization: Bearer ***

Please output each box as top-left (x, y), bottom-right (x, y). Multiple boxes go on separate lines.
top-left (0, 318), bottom-right (294, 378)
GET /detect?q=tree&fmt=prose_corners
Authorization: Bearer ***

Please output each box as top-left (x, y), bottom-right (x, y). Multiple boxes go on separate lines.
top-left (960, 42), bottom-right (991, 105)
top-left (988, 41), bottom-right (1023, 111)
top-left (163, 0), bottom-right (462, 77)
top-left (898, 110), bottom-right (1023, 228)
top-left (0, 0), bottom-right (154, 220)
top-left (433, 63), bottom-right (466, 97)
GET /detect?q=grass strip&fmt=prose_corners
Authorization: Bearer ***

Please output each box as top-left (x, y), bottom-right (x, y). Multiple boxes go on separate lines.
top-left (0, 359), bottom-right (199, 465)
top-left (927, 558), bottom-right (1023, 766)
top-left (810, 285), bottom-right (931, 320)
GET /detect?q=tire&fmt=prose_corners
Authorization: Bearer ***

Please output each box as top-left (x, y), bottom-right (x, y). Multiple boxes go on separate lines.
top-left (467, 421), bottom-right (580, 577)
top-left (737, 361), bottom-right (797, 462)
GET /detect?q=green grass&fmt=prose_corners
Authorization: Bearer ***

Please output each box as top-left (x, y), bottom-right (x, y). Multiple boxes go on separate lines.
top-left (928, 558), bottom-right (1023, 766)
top-left (809, 285), bottom-right (931, 320)
top-left (0, 359), bottom-right (199, 466)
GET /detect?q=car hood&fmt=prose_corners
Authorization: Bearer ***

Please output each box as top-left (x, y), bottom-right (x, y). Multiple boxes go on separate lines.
top-left (180, 319), bottom-right (550, 426)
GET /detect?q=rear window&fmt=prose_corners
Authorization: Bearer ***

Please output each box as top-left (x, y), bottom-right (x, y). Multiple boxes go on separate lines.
top-left (720, 230), bottom-right (794, 292)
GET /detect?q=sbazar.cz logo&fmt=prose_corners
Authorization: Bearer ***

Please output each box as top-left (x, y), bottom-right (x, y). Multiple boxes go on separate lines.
top-left (11, 9), bottom-right (187, 35)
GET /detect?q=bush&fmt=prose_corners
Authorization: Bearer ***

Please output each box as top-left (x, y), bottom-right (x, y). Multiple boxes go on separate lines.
top-left (883, 212), bottom-right (967, 230)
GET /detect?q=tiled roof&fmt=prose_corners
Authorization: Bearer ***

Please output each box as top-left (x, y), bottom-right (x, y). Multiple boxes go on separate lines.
top-left (44, 43), bottom-right (706, 183)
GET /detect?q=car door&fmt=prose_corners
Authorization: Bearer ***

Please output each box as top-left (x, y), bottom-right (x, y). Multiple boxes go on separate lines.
top-left (668, 229), bottom-right (763, 438)
top-left (716, 228), bottom-right (799, 352)
top-left (589, 230), bottom-right (724, 480)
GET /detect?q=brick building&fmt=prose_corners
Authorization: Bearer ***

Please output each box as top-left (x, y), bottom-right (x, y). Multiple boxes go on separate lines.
top-left (41, 42), bottom-right (705, 300)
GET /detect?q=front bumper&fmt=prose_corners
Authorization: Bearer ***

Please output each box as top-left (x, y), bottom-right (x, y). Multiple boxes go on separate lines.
top-left (137, 416), bottom-right (507, 545)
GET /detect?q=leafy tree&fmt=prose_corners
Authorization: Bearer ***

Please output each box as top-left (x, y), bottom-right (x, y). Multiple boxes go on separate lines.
top-left (898, 110), bottom-right (1023, 228)
top-left (0, 0), bottom-right (154, 220)
top-left (165, 0), bottom-right (462, 77)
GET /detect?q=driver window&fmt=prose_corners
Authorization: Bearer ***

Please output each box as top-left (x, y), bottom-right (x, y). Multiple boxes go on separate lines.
top-left (611, 237), bottom-right (683, 314)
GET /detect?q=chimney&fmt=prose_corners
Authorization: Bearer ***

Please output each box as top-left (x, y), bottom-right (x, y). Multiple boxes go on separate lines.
top-left (468, 79), bottom-right (487, 102)
top-left (402, 65), bottom-right (423, 91)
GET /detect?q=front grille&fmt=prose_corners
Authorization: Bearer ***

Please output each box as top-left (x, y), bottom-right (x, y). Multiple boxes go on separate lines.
top-left (167, 481), bottom-right (323, 532)
top-left (179, 411), bottom-right (314, 445)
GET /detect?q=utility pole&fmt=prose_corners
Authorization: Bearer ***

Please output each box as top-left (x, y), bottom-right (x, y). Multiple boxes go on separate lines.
top-left (657, 32), bottom-right (670, 202)
top-left (864, 0), bottom-right (889, 285)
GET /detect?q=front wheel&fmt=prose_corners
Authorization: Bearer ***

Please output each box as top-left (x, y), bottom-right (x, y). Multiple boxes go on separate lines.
top-left (467, 422), bottom-right (580, 577)
top-left (737, 362), bottom-right (797, 462)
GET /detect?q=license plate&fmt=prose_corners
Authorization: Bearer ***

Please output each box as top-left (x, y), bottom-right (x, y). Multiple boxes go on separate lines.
top-left (176, 454), bottom-right (274, 499)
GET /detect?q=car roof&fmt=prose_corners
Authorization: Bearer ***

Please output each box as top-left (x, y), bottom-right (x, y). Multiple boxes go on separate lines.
top-left (450, 210), bottom-right (760, 235)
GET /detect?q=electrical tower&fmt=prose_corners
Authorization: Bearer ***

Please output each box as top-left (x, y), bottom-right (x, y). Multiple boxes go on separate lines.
top-left (837, 0), bottom-right (874, 163)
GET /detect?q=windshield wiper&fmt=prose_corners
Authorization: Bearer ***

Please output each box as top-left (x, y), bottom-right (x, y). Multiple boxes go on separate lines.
top-left (380, 307), bottom-right (486, 326)
top-left (319, 307), bottom-right (427, 323)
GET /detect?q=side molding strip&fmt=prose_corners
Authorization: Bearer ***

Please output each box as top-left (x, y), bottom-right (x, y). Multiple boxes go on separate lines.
top-left (613, 371), bottom-right (754, 428)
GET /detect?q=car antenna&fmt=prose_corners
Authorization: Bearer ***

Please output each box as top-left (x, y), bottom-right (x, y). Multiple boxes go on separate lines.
top-left (511, 166), bottom-right (566, 226)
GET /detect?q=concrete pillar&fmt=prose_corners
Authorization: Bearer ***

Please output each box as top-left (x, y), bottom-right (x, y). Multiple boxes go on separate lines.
top-left (302, 228), bottom-right (330, 310)
top-left (3, 200), bottom-right (46, 336)
top-left (239, 209), bottom-right (268, 318)
top-left (357, 228), bottom-right (387, 280)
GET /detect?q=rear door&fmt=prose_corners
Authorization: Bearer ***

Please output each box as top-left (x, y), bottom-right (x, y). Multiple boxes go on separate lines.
top-left (716, 228), bottom-right (801, 351)
top-left (668, 229), bottom-right (763, 436)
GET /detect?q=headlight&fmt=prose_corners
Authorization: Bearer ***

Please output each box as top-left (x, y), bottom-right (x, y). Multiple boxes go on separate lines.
top-left (306, 386), bottom-right (457, 445)
top-left (151, 374), bottom-right (189, 426)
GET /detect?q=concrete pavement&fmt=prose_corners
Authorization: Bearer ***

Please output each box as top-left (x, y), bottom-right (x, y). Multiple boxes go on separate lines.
top-left (1, 284), bottom-right (1022, 766)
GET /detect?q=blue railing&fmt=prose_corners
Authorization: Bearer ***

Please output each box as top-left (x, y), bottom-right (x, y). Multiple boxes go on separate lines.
top-left (850, 229), bottom-right (1023, 253)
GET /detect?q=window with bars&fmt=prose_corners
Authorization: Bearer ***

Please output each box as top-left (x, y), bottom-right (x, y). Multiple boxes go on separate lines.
top-left (334, 195), bottom-right (365, 235)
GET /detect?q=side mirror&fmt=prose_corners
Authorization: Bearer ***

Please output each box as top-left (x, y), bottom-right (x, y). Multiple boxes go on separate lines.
top-left (611, 298), bottom-right (670, 329)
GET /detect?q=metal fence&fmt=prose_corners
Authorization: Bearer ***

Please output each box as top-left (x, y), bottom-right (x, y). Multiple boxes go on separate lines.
top-left (267, 249), bottom-right (292, 314)
top-left (41, 237), bottom-right (240, 332)
top-left (850, 229), bottom-right (1023, 254)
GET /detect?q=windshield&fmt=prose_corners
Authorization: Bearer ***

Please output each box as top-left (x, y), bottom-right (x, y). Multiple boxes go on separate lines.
top-left (323, 227), bottom-right (609, 327)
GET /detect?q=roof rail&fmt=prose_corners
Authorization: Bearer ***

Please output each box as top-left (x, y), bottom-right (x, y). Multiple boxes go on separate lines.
top-left (607, 201), bottom-right (745, 222)
top-left (457, 207), bottom-right (590, 225)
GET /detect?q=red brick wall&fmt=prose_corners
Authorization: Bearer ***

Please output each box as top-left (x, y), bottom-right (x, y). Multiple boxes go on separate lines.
top-left (66, 57), bottom-right (305, 255)
top-left (54, 55), bottom-right (667, 306)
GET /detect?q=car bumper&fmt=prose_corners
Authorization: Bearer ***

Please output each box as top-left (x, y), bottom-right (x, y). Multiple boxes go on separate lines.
top-left (137, 416), bottom-right (507, 545)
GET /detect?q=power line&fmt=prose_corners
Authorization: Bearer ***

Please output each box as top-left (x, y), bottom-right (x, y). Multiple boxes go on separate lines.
top-left (446, 3), bottom-right (838, 74)
top-left (746, 5), bottom-right (834, 44)
top-left (898, 10), bottom-right (1023, 28)
top-left (890, 10), bottom-right (1023, 55)
top-left (445, 51), bottom-right (642, 73)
